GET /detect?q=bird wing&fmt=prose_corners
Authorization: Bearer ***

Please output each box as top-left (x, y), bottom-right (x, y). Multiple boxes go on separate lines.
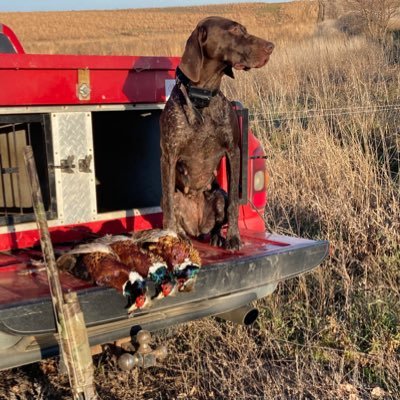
top-left (84, 255), bottom-right (130, 291)
top-left (130, 229), bottom-right (178, 244)
top-left (62, 242), bottom-right (114, 256)
top-left (56, 242), bottom-right (115, 272)
top-left (94, 234), bottom-right (131, 245)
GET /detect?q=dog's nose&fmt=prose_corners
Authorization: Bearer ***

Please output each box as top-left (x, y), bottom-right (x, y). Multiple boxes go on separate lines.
top-left (265, 41), bottom-right (274, 54)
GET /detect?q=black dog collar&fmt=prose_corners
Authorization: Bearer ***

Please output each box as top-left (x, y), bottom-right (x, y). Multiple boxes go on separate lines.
top-left (176, 67), bottom-right (219, 109)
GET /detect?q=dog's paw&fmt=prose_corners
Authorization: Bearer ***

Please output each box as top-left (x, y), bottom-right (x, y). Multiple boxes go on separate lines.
top-left (210, 233), bottom-right (226, 248)
top-left (177, 231), bottom-right (191, 244)
top-left (224, 235), bottom-right (242, 251)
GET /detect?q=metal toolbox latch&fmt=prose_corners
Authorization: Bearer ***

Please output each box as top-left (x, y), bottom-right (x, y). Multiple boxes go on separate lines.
top-left (50, 155), bottom-right (76, 173)
top-left (77, 69), bottom-right (91, 101)
top-left (78, 155), bottom-right (92, 173)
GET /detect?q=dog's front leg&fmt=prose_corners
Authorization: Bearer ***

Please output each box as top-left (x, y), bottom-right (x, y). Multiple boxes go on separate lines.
top-left (225, 145), bottom-right (242, 250)
top-left (161, 152), bottom-right (178, 231)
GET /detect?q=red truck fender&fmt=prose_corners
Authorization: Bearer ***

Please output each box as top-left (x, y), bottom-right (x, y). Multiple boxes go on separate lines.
top-left (0, 23), bottom-right (25, 54)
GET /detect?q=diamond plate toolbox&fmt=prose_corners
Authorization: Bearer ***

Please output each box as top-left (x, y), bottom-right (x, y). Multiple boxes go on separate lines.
top-left (51, 112), bottom-right (97, 225)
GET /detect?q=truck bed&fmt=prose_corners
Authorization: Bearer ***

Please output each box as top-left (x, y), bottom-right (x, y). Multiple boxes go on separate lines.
top-left (0, 230), bottom-right (328, 370)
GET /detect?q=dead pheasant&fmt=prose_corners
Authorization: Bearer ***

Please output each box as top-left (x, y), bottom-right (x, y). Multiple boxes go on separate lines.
top-left (131, 229), bottom-right (202, 292)
top-left (95, 235), bottom-right (175, 299)
top-left (57, 242), bottom-right (150, 314)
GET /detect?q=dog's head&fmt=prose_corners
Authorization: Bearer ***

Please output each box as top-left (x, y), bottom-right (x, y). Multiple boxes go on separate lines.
top-left (180, 16), bottom-right (274, 83)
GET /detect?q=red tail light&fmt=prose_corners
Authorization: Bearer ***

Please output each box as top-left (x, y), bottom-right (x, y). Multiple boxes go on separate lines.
top-left (250, 146), bottom-right (267, 210)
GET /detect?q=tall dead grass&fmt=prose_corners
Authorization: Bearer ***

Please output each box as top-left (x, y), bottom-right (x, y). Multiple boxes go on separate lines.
top-left (0, 2), bottom-right (317, 55)
top-left (0, 3), bottom-right (399, 399)
top-left (222, 33), bottom-right (400, 399)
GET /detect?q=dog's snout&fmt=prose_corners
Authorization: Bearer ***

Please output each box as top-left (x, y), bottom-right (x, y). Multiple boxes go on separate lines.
top-left (264, 41), bottom-right (274, 54)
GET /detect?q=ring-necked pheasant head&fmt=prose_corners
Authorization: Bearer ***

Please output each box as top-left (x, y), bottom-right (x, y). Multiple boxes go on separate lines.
top-left (130, 229), bottom-right (202, 293)
top-left (123, 271), bottom-right (151, 314)
top-left (174, 259), bottom-right (200, 292)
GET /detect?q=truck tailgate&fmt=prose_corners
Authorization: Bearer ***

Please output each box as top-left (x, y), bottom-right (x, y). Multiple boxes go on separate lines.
top-left (0, 231), bottom-right (329, 336)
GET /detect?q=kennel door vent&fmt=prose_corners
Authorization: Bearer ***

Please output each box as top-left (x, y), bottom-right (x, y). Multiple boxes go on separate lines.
top-left (0, 115), bottom-right (54, 225)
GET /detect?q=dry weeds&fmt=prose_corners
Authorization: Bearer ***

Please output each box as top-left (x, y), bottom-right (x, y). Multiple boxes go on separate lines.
top-left (0, 2), bottom-right (399, 399)
top-left (0, 2), bottom-right (317, 55)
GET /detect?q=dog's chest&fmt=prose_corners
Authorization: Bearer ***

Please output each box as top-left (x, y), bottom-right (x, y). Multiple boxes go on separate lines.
top-left (185, 104), bottom-right (233, 148)
top-left (180, 120), bottom-right (227, 161)
top-left (177, 118), bottom-right (230, 190)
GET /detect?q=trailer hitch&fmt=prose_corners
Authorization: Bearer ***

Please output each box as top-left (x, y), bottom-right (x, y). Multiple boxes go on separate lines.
top-left (117, 330), bottom-right (168, 370)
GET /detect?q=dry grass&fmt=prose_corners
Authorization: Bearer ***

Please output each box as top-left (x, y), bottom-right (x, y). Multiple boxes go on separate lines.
top-left (0, 2), bottom-right (399, 399)
top-left (0, 2), bottom-right (317, 55)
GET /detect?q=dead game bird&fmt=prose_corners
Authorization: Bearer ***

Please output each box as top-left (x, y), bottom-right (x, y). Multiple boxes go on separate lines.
top-left (131, 229), bottom-right (202, 292)
top-left (94, 235), bottom-right (176, 299)
top-left (57, 242), bottom-right (151, 314)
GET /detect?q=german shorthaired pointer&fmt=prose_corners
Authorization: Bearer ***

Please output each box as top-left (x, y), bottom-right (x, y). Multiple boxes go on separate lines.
top-left (160, 16), bottom-right (274, 250)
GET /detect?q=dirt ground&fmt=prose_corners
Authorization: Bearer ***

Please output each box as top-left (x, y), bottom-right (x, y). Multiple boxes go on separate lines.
top-left (0, 328), bottom-right (182, 400)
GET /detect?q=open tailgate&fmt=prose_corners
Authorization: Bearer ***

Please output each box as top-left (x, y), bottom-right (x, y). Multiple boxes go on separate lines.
top-left (0, 230), bottom-right (328, 369)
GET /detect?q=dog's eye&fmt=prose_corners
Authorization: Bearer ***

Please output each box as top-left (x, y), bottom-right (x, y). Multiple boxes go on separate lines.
top-left (229, 25), bottom-right (244, 35)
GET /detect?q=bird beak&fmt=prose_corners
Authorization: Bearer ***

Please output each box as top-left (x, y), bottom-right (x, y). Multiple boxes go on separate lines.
top-left (178, 277), bottom-right (197, 292)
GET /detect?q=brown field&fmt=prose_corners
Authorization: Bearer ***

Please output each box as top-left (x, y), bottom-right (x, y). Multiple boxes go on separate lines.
top-left (0, 2), bottom-right (399, 400)
top-left (0, 1), bottom-right (317, 55)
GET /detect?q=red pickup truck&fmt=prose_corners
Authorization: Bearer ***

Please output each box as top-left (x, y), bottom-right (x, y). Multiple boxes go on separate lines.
top-left (0, 24), bottom-right (329, 370)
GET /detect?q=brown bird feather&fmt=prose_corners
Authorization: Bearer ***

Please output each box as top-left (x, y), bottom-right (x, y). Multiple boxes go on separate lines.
top-left (93, 235), bottom-right (174, 299)
top-left (57, 242), bottom-right (150, 312)
top-left (131, 229), bottom-right (202, 293)
top-left (81, 251), bottom-right (131, 289)
top-left (131, 229), bottom-right (201, 271)
top-left (108, 240), bottom-right (162, 278)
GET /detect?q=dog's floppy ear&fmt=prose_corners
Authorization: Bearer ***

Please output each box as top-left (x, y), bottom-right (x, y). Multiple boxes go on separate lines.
top-left (179, 26), bottom-right (206, 83)
top-left (223, 65), bottom-right (235, 79)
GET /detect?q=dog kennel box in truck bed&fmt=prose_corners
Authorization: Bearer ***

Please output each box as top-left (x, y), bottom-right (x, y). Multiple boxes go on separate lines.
top-left (0, 25), bottom-right (329, 370)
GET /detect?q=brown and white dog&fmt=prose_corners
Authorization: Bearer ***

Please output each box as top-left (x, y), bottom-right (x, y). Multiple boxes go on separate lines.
top-left (160, 16), bottom-right (274, 250)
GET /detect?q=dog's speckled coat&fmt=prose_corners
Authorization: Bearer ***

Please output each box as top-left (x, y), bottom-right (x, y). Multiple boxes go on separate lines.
top-left (160, 16), bottom-right (274, 249)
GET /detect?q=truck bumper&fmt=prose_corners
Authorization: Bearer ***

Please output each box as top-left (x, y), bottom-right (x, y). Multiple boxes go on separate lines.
top-left (0, 233), bottom-right (329, 370)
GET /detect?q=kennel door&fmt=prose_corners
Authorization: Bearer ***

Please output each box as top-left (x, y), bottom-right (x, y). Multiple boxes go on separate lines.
top-left (51, 112), bottom-right (97, 225)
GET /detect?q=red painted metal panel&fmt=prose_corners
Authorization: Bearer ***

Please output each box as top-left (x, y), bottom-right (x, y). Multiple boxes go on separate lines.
top-left (0, 212), bottom-right (163, 251)
top-left (0, 54), bottom-right (180, 70)
top-left (0, 207), bottom-right (267, 252)
top-left (0, 54), bottom-right (179, 106)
